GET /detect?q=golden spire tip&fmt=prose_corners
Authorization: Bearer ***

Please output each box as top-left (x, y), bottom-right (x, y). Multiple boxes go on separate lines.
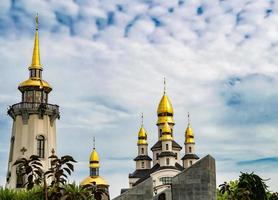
top-left (163, 77), bottom-right (166, 94)
top-left (141, 113), bottom-right (144, 127)
top-left (35, 13), bottom-right (39, 31)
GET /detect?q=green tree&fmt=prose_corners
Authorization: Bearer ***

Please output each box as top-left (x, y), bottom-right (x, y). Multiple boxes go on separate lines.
top-left (13, 155), bottom-right (43, 190)
top-left (45, 155), bottom-right (77, 200)
top-left (235, 172), bottom-right (268, 200)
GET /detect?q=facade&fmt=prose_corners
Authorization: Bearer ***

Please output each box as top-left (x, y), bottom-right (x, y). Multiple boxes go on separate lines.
top-left (80, 140), bottom-right (110, 200)
top-left (128, 86), bottom-right (199, 195)
top-left (6, 16), bottom-right (60, 188)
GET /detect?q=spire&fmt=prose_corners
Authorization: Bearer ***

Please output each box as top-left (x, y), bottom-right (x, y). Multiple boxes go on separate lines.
top-left (188, 112), bottom-right (190, 126)
top-left (29, 14), bottom-right (42, 70)
top-left (137, 114), bottom-right (148, 145)
top-left (164, 77), bottom-right (166, 94)
top-left (93, 137), bottom-right (96, 149)
top-left (141, 113), bottom-right (144, 127)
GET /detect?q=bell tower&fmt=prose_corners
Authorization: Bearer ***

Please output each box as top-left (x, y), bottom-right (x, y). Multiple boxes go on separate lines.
top-left (6, 15), bottom-right (60, 188)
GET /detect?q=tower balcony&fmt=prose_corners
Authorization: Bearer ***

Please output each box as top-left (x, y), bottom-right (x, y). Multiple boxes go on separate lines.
top-left (7, 102), bottom-right (60, 124)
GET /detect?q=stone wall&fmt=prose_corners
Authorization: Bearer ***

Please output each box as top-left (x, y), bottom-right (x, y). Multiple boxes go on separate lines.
top-left (171, 155), bottom-right (216, 200)
top-left (113, 177), bottom-right (154, 200)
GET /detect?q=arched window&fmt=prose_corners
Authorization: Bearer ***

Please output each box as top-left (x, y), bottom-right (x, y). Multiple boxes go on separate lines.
top-left (189, 146), bottom-right (192, 153)
top-left (190, 160), bottom-right (193, 166)
top-left (156, 153), bottom-right (159, 160)
top-left (37, 135), bottom-right (45, 158)
top-left (141, 148), bottom-right (144, 154)
top-left (158, 193), bottom-right (166, 200)
top-left (166, 144), bottom-right (169, 150)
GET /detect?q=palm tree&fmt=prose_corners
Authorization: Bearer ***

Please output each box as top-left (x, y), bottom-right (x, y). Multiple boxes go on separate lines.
top-left (236, 172), bottom-right (268, 200)
top-left (61, 183), bottom-right (92, 200)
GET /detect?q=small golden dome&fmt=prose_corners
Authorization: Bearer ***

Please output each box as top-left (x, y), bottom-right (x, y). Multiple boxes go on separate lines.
top-left (157, 94), bottom-right (174, 115)
top-left (162, 123), bottom-right (171, 133)
top-left (185, 125), bottom-right (195, 143)
top-left (18, 78), bottom-right (52, 93)
top-left (80, 176), bottom-right (109, 187)
top-left (137, 127), bottom-right (147, 145)
top-left (90, 149), bottom-right (100, 168)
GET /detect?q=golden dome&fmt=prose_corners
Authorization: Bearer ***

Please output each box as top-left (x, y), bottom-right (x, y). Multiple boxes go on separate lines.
top-left (157, 94), bottom-right (174, 115)
top-left (90, 149), bottom-right (100, 168)
top-left (185, 125), bottom-right (195, 143)
top-left (80, 176), bottom-right (109, 187)
top-left (137, 127), bottom-right (147, 145)
top-left (162, 123), bottom-right (171, 133)
top-left (18, 78), bottom-right (52, 93)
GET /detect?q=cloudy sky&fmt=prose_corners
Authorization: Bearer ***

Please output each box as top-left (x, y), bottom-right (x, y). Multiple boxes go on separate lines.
top-left (1, 0), bottom-right (278, 198)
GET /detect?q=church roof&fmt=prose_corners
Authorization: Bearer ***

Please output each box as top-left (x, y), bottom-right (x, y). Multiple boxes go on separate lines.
top-left (133, 155), bottom-right (152, 161)
top-left (151, 140), bottom-right (182, 151)
top-left (133, 162), bottom-right (184, 186)
top-left (181, 153), bottom-right (199, 160)
top-left (129, 169), bottom-right (151, 179)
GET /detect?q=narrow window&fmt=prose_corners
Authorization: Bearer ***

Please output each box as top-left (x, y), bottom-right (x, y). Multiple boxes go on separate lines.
top-left (141, 148), bottom-right (144, 154)
top-left (156, 153), bottom-right (159, 160)
top-left (189, 146), bottom-right (192, 153)
top-left (9, 136), bottom-right (15, 162)
top-left (166, 144), bottom-right (169, 150)
top-left (159, 129), bottom-right (162, 137)
top-left (166, 158), bottom-right (170, 165)
top-left (141, 161), bottom-right (145, 168)
top-left (190, 160), bottom-right (193, 166)
top-left (37, 135), bottom-right (45, 158)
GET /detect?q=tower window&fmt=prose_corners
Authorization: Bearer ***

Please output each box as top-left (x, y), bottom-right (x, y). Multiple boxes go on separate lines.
top-left (9, 136), bottom-right (15, 162)
top-left (190, 160), bottom-right (193, 166)
top-left (166, 158), bottom-right (170, 165)
top-left (37, 135), bottom-right (45, 158)
top-left (141, 161), bottom-right (145, 168)
top-left (141, 148), bottom-right (144, 154)
top-left (166, 144), bottom-right (169, 150)
top-left (159, 129), bottom-right (162, 137)
top-left (156, 153), bottom-right (159, 160)
top-left (189, 147), bottom-right (192, 153)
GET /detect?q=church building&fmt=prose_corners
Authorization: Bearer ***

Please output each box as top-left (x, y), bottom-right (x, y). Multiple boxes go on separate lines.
top-left (128, 84), bottom-right (199, 195)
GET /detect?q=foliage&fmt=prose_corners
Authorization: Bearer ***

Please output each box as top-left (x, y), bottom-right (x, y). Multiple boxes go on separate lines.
top-left (218, 172), bottom-right (275, 200)
top-left (13, 155), bottom-right (43, 190)
top-left (61, 183), bottom-right (92, 200)
top-left (83, 182), bottom-right (109, 200)
top-left (45, 155), bottom-right (77, 200)
top-left (0, 186), bottom-right (44, 200)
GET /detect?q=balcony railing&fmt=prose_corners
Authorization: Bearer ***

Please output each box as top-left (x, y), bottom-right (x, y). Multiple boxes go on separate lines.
top-left (8, 102), bottom-right (59, 119)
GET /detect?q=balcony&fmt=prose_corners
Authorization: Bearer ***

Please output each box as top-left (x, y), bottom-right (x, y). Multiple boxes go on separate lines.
top-left (8, 102), bottom-right (60, 121)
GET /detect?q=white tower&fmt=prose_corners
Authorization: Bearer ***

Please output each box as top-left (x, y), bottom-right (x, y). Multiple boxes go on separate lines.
top-left (182, 113), bottom-right (199, 169)
top-left (129, 114), bottom-right (152, 187)
top-left (6, 15), bottom-right (60, 188)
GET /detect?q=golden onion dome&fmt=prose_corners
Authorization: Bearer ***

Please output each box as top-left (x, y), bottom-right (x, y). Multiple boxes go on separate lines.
top-left (137, 127), bottom-right (148, 145)
top-left (18, 78), bottom-right (52, 93)
top-left (80, 176), bottom-right (109, 187)
top-left (90, 149), bottom-right (100, 168)
top-left (157, 94), bottom-right (174, 116)
top-left (162, 122), bottom-right (171, 133)
top-left (185, 125), bottom-right (195, 143)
